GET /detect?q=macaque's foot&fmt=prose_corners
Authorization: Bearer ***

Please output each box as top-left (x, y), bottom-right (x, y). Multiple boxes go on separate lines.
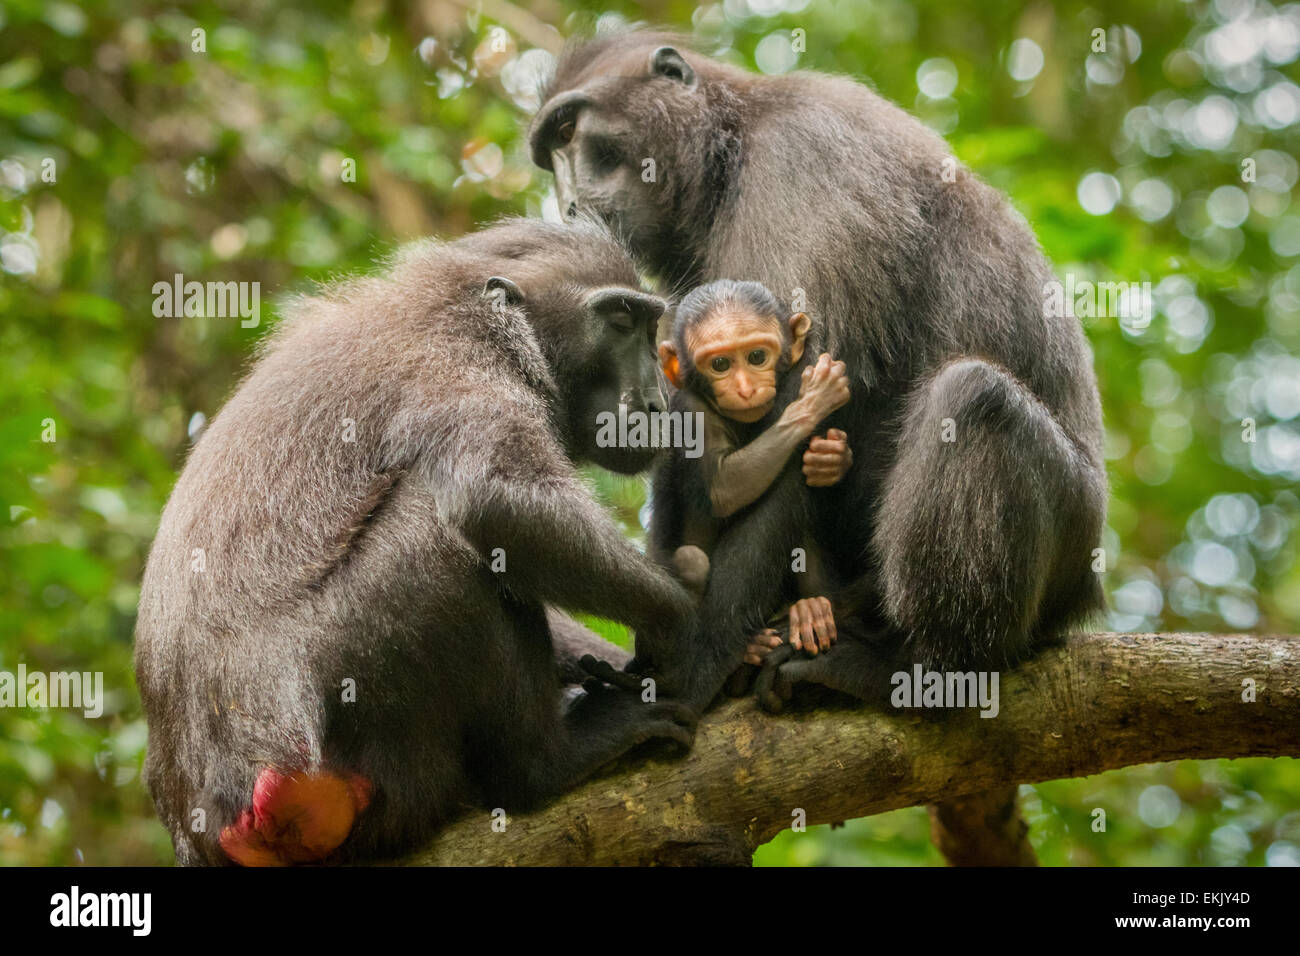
top-left (218, 768), bottom-right (372, 867)
top-left (803, 427), bottom-right (853, 487)
top-left (787, 597), bottom-right (837, 655)
top-left (671, 545), bottom-right (710, 599)
top-left (568, 680), bottom-right (699, 753)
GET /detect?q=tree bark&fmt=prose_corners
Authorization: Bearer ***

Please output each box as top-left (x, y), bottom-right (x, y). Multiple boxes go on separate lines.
top-left (405, 632), bottom-right (1300, 866)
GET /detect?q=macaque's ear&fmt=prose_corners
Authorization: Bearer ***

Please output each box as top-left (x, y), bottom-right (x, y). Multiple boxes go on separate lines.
top-left (483, 276), bottom-right (524, 306)
top-left (788, 312), bottom-right (811, 364)
top-left (649, 46), bottom-right (696, 88)
top-left (658, 341), bottom-right (683, 388)
top-left (587, 288), bottom-right (666, 325)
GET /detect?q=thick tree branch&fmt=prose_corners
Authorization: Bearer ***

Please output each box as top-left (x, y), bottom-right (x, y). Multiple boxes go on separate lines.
top-left (406, 632), bottom-right (1300, 866)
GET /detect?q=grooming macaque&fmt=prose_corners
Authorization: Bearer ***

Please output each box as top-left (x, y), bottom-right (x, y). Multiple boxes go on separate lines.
top-left (534, 31), bottom-right (1107, 712)
top-left (652, 279), bottom-right (849, 661)
top-left (134, 218), bottom-right (698, 865)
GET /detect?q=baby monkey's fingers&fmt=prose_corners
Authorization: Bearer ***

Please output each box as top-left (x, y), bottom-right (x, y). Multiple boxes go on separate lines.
top-left (788, 600), bottom-right (817, 654)
top-left (799, 353), bottom-right (834, 392)
top-left (803, 430), bottom-right (853, 486)
top-left (789, 597), bottom-right (836, 654)
top-left (812, 596), bottom-right (837, 652)
top-left (743, 628), bottom-right (783, 666)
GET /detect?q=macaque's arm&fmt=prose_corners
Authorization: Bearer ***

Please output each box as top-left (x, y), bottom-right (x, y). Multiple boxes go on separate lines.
top-left (441, 392), bottom-right (694, 639)
top-left (709, 354), bottom-right (850, 518)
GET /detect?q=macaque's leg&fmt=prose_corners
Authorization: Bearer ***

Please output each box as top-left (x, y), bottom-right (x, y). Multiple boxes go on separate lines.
top-left (666, 490), bottom-right (804, 709)
top-left (874, 358), bottom-right (1106, 671)
top-left (477, 609), bottom-right (696, 811)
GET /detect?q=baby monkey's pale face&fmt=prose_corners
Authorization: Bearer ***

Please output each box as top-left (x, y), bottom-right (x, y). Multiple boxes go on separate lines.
top-left (687, 311), bottom-right (785, 423)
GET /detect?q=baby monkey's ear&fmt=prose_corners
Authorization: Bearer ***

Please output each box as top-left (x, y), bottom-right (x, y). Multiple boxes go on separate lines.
top-left (658, 341), bottom-right (683, 388)
top-left (789, 312), bottom-right (811, 364)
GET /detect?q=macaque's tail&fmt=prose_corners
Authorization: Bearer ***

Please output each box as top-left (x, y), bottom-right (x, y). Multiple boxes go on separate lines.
top-left (218, 767), bottom-right (372, 866)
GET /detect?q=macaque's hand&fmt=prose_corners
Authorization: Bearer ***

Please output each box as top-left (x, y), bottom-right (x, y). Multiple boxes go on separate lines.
top-left (787, 596), bottom-right (837, 655)
top-left (742, 628), bottom-right (783, 666)
top-left (803, 428), bottom-right (852, 487)
top-left (793, 353), bottom-right (851, 429)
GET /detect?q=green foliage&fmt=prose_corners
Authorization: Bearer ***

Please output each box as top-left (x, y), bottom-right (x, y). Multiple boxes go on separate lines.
top-left (1, 0), bottom-right (1296, 865)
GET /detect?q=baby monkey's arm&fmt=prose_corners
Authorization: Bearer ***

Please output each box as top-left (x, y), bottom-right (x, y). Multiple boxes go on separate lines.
top-left (708, 353), bottom-right (851, 518)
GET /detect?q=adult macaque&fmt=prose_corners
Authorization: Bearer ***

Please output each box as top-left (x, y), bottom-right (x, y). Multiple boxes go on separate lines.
top-left (534, 31), bottom-right (1107, 712)
top-left (652, 280), bottom-right (848, 660)
top-left (135, 218), bottom-right (697, 865)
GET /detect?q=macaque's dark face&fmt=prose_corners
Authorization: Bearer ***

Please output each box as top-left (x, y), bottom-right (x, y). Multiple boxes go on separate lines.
top-left (532, 94), bottom-right (650, 232)
top-left (478, 224), bottom-right (668, 475)
top-left (687, 312), bottom-right (784, 423)
top-left (571, 286), bottom-right (668, 472)
top-left (529, 42), bottom-right (709, 253)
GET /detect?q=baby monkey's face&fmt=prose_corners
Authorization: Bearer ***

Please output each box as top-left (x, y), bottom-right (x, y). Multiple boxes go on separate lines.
top-left (687, 311), bottom-right (785, 423)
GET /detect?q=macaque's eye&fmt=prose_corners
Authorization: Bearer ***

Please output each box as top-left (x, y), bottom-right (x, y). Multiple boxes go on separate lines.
top-left (556, 121), bottom-right (576, 146)
top-left (747, 349), bottom-right (767, 366)
top-left (711, 356), bottom-right (731, 373)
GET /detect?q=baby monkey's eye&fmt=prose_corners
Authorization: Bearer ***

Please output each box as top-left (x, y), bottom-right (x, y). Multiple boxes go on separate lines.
top-left (747, 349), bottom-right (768, 365)
top-left (711, 356), bottom-right (731, 373)
top-left (556, 121), bottom-right (576, 145)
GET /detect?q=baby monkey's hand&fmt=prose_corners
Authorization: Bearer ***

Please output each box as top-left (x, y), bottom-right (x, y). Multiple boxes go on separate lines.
top-left (793, 353), bottom-right (851, 429)
top-left (803, 428), bottom-right (852, 487)
top-left (743, 627), bottom-right (783, 666)
top-left (742, 596), bottom-right (838, 665)
top-left (787, 596), bottom-right (837, 655)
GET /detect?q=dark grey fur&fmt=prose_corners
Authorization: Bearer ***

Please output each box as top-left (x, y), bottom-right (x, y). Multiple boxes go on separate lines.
top-left (531, 31), bottom-right (1107, 710)
top-left (134, 218), bottom-right (696, 864)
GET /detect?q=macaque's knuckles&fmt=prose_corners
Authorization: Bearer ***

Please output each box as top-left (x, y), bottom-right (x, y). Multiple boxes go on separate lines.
top-left (218, 768), bottom-right (371, 866)
top-left (578, 653), bottom-right (645, 692)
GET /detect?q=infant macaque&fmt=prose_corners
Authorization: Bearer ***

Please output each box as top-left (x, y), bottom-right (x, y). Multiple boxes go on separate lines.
top-left (650, 279), bottom-right (852, 662)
